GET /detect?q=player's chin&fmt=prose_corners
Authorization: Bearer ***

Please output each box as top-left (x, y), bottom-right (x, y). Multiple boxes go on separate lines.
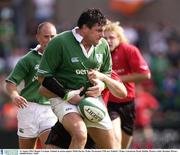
top-left (110, 46), bottom-right (115, 52)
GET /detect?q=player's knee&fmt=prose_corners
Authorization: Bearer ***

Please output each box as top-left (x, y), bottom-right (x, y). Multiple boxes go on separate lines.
top-left (71, 127), bottom-right (87, 145)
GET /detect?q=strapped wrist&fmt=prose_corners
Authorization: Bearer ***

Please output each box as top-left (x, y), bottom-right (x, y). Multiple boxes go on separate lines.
top-left (63, 89), bottom-right (82, 101)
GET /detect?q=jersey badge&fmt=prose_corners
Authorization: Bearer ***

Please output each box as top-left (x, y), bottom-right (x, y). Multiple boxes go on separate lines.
top-left (96, 54), bottom-right (103, 63)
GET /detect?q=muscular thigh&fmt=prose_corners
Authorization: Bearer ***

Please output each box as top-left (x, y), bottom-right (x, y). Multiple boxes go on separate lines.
top-left (62, 112), bottom-right (87, 136)
top-left (18, 137), bottom-right (37, 149)
top-left (45, 121), bottom-right (95, 149)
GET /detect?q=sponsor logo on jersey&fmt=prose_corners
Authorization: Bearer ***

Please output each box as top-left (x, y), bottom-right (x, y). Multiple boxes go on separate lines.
top-left (71, 57), bottom-right (79, 63)
top-left (96, 54), bottom-right (103, 63)
top-left (76, 69), bottom-right (88, 75)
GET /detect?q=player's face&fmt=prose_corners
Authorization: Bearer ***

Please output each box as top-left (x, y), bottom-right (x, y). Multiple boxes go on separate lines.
top-left (84, 24), bottom-right (104, 46)
top-left (37, 26), bottom-right (57, 51)
top-left (104, 31), bottom-right (120, 52)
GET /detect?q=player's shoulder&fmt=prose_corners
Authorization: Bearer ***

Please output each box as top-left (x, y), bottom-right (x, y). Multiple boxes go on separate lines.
top-left (96, 38), bottom-right (109, 52)
top-left (50, 30), bottom-right (73, 45)
top-left (23, 49), bottom-right (38, 60)
top-left (17, 50), bottom-right (31, 62)
top-left (17, 48), bottom-right (40, 66)
top-left (99, 37), bottom-right (109, 46)
top-left (120, 42), bottom-right (139, 52)
top-left (55, 31), bottom-right (72, 40)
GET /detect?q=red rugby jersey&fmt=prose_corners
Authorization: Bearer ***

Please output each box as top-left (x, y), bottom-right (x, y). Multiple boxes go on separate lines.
top-left (109, 43), bottom-right (150, 103)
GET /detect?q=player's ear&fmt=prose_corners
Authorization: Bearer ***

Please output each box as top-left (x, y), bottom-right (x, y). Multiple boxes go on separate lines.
top-left (82, 24), bottom-right (89, 33)
top-left (36, 34), bottom-right (40, 43)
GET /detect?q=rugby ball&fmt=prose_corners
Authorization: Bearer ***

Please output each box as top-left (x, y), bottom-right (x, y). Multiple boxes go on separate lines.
top-left (77, 97), bottom-right (106, 123)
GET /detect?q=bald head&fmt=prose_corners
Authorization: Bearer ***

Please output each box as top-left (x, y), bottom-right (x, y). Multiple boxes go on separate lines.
top-left (37, 22), bottom-right (56, 34)
top-left (36, 22), bottom-right (57, 52)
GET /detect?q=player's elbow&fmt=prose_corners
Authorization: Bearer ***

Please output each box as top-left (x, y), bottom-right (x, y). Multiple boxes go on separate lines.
top-left (38, 85), bottom-right (57, 99)
top-left (113, 83), bottom-right (127, 99)
top-left (118, 84), bottom-right (127, 98)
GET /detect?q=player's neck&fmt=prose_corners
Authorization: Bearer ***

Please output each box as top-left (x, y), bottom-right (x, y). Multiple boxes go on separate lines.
top-left (81, 40), bottom-right (92, 52)
top-left (76, 28), bottom-right (92, 52)
top-left (38, 47), bottom-right (44, 54)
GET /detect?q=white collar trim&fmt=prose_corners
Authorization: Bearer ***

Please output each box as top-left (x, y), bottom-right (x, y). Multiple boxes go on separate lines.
top-left (72, 27), bottom-right (94, 58)
top-left (72, 27), bottom-right (83, 43)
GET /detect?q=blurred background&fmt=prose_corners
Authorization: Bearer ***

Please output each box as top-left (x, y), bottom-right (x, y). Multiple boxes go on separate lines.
top-left (0, 0), bottom-right (180, 149)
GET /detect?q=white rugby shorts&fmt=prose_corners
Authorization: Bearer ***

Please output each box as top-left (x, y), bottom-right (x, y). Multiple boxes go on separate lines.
top-left (17, 102), bottom-right (57, 138)
top-left (49, 96), bottom-right (113, 130)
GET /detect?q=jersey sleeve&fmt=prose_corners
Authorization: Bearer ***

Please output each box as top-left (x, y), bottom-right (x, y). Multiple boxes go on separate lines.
top-left (100, 39), bottom-right (112, 75)
top-left (127, 45), bottom-right (150, 74)
top-left (6, 57), bottom-right (29, 85)
top-left (37, 37), bottom-right (62, 77)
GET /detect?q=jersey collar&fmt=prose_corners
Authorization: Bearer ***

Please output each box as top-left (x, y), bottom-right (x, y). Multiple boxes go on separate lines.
top-left (72, 27), bottom-right (83, 43)
top-left (72, 27), bottom-right (94, 58)
top-left (32, 45), bottom-right (43, 56)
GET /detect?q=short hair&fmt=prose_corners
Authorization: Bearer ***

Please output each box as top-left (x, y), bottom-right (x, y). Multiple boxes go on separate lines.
top-left (104, 20), bottom-right (128, 43)
top-left (37, 22), bottom-right (55, 34)
top-left (77, 8), bottom-right (107, 29)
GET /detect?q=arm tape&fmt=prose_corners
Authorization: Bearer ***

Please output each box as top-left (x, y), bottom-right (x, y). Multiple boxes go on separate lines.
top-left (42, 77), bottom-right (67, 98)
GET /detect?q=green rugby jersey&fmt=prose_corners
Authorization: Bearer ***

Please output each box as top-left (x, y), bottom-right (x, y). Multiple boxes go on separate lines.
top-left (6, 47), bottom-right (50, 105)
top-left (37, 30), bottom-right (112, 91)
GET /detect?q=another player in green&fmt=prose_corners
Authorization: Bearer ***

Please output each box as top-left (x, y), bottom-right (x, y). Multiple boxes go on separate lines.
top-left (37, 8), bottom-right (118, 149)
top-left (5, 22), bottom-right (57, 149)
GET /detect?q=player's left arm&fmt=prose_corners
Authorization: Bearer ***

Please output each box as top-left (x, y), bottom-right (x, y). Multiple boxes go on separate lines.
top-left (121, 45), bottom-right (151, 83)
top-left (86, 40), bottom-right (112, 97)
top-left (121, 73), bottom-right (151, 83)
top-left (88, 70), bottom-right (127, 98)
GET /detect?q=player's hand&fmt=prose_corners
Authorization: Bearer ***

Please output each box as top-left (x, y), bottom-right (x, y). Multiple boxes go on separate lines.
top-left (68, 95), bottom-right (84, 105)
top-left (66, 87), bottom-right (84, 105)
top-left (88, 69), bottom-right (105, 83)
top-left (86, 79), bottom-right (105, 97)
top-left (11, 94), bottom-right (28, 108)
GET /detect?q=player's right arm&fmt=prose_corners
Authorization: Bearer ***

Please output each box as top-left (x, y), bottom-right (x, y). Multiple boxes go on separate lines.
top-left (5, 58), bottom-right (28, 108)
top-left (5, 82), bottom-right (28, 108)
top-left (38, 76), bottom-right (84, 104)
